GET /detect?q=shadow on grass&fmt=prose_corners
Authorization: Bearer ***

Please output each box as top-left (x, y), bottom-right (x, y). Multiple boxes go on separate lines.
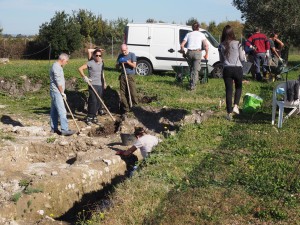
top-left (32, 106), bottom-right (50, 115)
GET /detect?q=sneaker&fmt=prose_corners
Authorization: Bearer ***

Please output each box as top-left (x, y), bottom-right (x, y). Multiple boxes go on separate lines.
top-left (61, 130), bottom-right (76, 136)
top-left (92, 117), bottom-right (100, 125)
top-left (233, 106), bottom-right (240, 114)
top-left (85, 117), bottom-right (93, 125)
top-left (225, 113), bottom-right (233, 121)
top-left (98, 109), bottom-right (106, 116)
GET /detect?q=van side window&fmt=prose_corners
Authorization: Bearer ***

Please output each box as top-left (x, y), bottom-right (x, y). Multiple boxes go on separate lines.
top-left (179, 29), bottom-right (191, 48)
top-left (201, 31), bottom-right (219, 48)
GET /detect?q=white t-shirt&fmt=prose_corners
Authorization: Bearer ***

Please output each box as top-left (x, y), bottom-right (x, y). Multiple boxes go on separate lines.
top-left (184, 31), bottom-right (206, 50)
top-left (133, 134), bottom-right (159, 158)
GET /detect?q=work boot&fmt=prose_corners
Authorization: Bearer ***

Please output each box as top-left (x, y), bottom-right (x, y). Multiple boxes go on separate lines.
top-left (61, 130), bottom-right (76, 136)
top-left (256, 73), bottom-right (262, 81)
top-left (50, 129), bottom-right (61, 135)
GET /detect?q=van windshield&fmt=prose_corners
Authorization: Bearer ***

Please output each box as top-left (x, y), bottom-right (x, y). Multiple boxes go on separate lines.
top-left (201, 31), bottom-right (219, 48)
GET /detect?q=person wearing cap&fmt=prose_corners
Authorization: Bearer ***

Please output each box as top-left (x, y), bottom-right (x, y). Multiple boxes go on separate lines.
top-left (78, 48), bottom-right (106, 125)
top-left (180, 22), bottom-right (209, 90)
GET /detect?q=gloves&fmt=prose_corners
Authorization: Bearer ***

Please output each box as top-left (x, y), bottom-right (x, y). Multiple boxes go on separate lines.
top-left (118, 57), bottom-right (127, 63)
top-left (61, 92), bottom-right (67, 100)
top-left (83, 76), bottom-right (92, 83)
top-left (279, 57), bottom-right (283, 63)
top-left (266, 50), bottom-right (270, 58)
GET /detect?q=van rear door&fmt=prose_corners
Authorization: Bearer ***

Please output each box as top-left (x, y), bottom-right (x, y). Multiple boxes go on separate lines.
top-left (126, 25), bottom-right (150, 58)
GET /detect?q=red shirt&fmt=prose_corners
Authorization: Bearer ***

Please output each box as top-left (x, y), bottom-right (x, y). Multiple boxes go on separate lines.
top-left (247, 32), bottom-right (270, 53)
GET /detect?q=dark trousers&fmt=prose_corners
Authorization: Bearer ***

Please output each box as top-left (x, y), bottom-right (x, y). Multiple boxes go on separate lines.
top-left (223, 66), bottom-right (243, 113)
top-left (87, 85), bottom-right (103, 118)
top-left (120, 74), bottom-right (138, 113)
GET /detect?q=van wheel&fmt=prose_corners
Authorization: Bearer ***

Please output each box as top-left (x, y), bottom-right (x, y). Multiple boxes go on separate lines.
top-left (136, 60), bottom-right (152, 76)
top-left (211, 63), bottom-right (223, 78)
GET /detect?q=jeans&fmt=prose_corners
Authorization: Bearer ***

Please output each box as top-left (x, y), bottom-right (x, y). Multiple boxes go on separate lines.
top-left (223, 66), bottom-right (243, 113)
top-left (187, 50), bottom-right (202, 88)
top-left (50, 91), bottom-right (68, 132)
top-left (254, 52), bottom-right (267, 80)
top-left (87, 85), bottom-right (103, 118)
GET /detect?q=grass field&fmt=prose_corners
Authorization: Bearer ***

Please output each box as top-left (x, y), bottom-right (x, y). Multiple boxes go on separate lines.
top-left (1, 55), bottom-right (300, 224)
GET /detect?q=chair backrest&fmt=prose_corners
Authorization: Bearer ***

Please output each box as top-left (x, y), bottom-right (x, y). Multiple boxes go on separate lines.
top-left (273, 82), bottom-right (300, 107)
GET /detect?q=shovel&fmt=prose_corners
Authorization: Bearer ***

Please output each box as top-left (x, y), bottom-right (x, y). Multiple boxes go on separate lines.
top-left (86, 80), bottom-right (115, 122)
top-left (62, 97), bottom-right (81, 134)
top-left (122, 63), bottom-right (133, 108)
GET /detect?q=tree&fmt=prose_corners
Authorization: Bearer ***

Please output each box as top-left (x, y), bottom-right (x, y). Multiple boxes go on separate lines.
top-left (232, 0), bottom-right (300, 47)
top-left (38, 11), bottom-right (83, 57)
top-left (146, 18), bottom-right (156, 23)
top-left (217, 21), bottom-right (244, 41)
top-left (73, 9), bottom-right (96, 40)
top-left (186, 17), bottom-right (199, 26)
top-left (207, 21), bottom-right (220, 37)
top-left (200, 22), bottom-right (208, 30)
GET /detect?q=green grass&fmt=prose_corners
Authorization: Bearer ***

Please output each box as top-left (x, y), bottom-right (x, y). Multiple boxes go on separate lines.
top-left (1, 55), bottom-right (300, 224)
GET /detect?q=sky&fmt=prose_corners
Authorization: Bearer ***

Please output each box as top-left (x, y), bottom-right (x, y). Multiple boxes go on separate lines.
top-left (0, 0), bottom-right (242, 35)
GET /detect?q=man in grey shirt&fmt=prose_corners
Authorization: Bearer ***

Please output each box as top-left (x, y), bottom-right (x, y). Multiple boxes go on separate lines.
top-left (49, 53), bottom-right (75, 136)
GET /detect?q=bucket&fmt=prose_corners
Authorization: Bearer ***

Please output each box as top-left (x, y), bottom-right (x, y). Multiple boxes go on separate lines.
top-left (120, 133), bottom-right (136, 146)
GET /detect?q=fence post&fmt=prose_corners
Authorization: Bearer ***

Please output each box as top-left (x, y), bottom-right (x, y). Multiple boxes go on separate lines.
top-left (112, 37), bottom-right (114, 59)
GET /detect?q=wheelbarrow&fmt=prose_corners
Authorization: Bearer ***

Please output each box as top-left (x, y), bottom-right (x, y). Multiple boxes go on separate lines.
top-left (172, 61), bottom-right (209, 84)
top-left (173, 50), bottom-right (208, 84)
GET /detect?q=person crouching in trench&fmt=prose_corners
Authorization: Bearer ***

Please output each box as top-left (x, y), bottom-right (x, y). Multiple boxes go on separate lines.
top-left (116, 127), bottom-right (161, 176)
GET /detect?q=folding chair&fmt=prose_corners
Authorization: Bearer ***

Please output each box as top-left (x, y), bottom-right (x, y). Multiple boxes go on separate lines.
top-left (271, 82), bottom-right (300, 128)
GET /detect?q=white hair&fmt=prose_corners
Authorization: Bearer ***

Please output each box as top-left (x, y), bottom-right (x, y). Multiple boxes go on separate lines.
top-left (58, 53), bottom-right (69, 61)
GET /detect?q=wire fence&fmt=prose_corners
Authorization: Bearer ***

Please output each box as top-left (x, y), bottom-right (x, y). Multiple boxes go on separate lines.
top-left (0, 38), bottom-right (123, 60)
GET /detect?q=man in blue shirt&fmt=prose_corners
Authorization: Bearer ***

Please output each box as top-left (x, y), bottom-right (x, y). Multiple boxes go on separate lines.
top-left (116, 44), bottom-right (138, 117)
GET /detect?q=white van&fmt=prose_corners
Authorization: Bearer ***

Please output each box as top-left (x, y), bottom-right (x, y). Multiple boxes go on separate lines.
top-left (124, 23), bottom-right (222, 77)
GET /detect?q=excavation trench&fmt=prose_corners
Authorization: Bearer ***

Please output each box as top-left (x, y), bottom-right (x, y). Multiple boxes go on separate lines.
top-left (0, 105), bottom-right (213, 224)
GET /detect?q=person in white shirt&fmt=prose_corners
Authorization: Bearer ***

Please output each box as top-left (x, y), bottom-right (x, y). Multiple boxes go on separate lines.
top-left (118, 127), bottom-right (160, 158)
top-left (180, 22), bottom-right (209, 90)
top-left (116, 127), bottom-right (160, 177)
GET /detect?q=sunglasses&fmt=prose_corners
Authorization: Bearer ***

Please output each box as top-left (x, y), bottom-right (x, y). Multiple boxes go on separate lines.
top-left (95, 55), bottom-right (101, 57)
